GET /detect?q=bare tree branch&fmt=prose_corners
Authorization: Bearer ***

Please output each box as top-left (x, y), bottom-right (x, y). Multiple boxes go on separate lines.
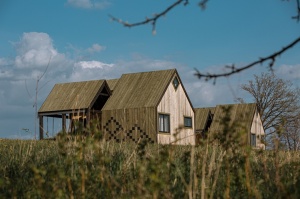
top-left (199, 0), bottom-right (209, 10)
top-left (292, 0), bottom-right (300, 21)
top-left (110, 0), bottom-right (299, 81)
top-left (194, 36), bottom-right (300, 82)
top-left (109, 0), bottom-right (189, 34)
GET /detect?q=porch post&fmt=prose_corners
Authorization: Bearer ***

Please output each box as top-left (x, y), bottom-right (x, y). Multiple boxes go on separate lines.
top-left (86, 109), bottom-right (90, 128)
top-left (39, 115), bottom-right (44, 140)
top-left (62, 114), bottom-right (66, 133)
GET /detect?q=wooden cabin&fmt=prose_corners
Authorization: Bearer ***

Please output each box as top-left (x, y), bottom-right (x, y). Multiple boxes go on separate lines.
top-left (38, 80), bottom-right (111, 139)
top-left (101, 69), bottom-right (195, 145)
top-left (38, 69), bottom-right (265, 149)
top-left (194, 103), bottom-right (265, 149)
top-left (194, 107), bottom-right (214, 143)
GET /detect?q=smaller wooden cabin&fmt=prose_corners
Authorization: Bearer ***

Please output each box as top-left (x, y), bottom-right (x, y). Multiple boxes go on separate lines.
top-left (194, 107), bottom-right (214, 143)
top-left (194, 103), bottom-right (265, 149)
top-left (38, 80), bottom-right (111, 139)
top-left (101, 69), bottom-right (195, 145)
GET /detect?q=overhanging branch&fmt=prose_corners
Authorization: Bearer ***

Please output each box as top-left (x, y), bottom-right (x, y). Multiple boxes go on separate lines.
top-left (292, 0), bottom-right (300, 21)
top-left (194, 36), bottom-right (300, 82)
top-left (109, 0), bottom-right (189, 33)
top-left (109, 0), bottom-right (299, 82)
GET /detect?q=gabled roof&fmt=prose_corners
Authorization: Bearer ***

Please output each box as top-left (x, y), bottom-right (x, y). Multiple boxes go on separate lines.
top-left (209, 103), bottom-right (257, 133)
top-left (106, 79), bottom-right (119, 91)
top-left (102, 69), bottom-right (177, 110)
top-left (194, 107), bottom-right (214, 131)
top-left (39, 80), bottom-right (107, 113)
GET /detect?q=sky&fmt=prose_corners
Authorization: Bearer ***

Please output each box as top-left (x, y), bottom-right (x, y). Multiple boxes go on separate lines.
top-left (0, 0), bottom-right (299, 139)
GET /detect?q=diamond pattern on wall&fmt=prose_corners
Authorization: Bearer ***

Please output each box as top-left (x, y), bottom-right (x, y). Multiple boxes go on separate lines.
top-left (103, 117), bottom-right (124, 142)
top-left (127, 124), bottom-right (154, 143)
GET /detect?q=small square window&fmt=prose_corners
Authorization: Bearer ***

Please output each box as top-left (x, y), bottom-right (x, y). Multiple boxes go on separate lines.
top-left (159, 114), bottom-right (170, 133)
top-left (173, 77), bottom-right (179, 90)
top-left (184, 117), bottom-right (192, 128)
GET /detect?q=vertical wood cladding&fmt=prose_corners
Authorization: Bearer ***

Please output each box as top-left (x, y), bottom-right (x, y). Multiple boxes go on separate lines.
top-left (102, 108), bottom-right (157, 143)
top-left (157, 77), bottom-right (195, 145)
top-left (251, 110), bottom-right (265, 149)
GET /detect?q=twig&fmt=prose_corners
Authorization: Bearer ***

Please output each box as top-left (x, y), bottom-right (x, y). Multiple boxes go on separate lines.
top-left (292, 0), bottom-right (300, 21)
top-left (194, 36), bottom-right (300, 82)
top-left (199, 0), bottom-right (210, 10)
top-left (110, 0), bottom-right (299, 81)
top-left (109, 0), bottom-right (189, 34)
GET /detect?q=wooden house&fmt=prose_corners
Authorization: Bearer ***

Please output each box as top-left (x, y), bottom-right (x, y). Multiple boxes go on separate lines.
top-left (38, 69), bottom-right (265, 149)
top-left (194, 103), bottom-right (265, 149)
top-left (101, 69), bottom-right (195, 145)
top-left (38, 80), bottom-right (111, 139)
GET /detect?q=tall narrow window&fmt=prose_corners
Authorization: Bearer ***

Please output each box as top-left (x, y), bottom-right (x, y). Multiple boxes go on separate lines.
top-left (172, 76), bottom-right (179, 90)
top-left (159, 114), bottom-right (170, 133)
top-left (184, 117), bottom-right (192, 128)
top-left (251, 133), bottom-right (256, 147)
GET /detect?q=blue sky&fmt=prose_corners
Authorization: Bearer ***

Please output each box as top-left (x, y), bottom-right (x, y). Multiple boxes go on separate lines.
top-left (0, 0), bottom-right (299, 139)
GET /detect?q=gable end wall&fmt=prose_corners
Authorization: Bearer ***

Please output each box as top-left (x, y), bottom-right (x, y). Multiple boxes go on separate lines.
top-left (157, 77), bottom-right (195, 145)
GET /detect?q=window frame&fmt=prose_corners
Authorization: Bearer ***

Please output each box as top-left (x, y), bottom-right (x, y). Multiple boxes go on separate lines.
top-left (184, 116), bottom-right (193, 128)
top-left (172, 76), bottom-right (180, 90)
top-left (250, 133), bottom-right (256, 147)
top-left (158, 113), bottom-right (170, 133)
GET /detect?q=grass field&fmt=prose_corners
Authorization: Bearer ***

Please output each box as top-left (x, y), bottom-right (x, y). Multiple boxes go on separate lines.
top-left (0, 135), bottom-right (300, 198)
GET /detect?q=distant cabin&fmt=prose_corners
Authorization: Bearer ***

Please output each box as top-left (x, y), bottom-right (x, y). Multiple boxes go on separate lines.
top-left (38, 69), bottom-right (265, 149)
top-left (194, 103), bottom-right (265, 149)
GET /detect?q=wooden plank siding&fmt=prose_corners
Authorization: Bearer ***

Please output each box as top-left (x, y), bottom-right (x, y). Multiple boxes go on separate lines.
top-left (207, 103), bottom-right (265, 149)
top-left (101, 69), bottom-right (195, 145)
top-left (251, 109), bottom-right (265, 149)
top-left (38, 80), bottom-right (111, 139)
top-left (157, 75), bottom-right (195, 145)
top-left (39, 80), bottom-right (107, 113)
top-left (106, 79), bottom-right (119, 92)
top-left (101, 108), bottom-right (157, 143)
top-left (194, 107), bottom-right (214, 131)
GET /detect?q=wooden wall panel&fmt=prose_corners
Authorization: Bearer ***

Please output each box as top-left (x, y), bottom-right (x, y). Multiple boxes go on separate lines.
top-left (157, 78), bottom-right (195, 145)
top-left (251, 110), bottom-right (265, 149)
top-left (101, 108), bottom-right (157, 143)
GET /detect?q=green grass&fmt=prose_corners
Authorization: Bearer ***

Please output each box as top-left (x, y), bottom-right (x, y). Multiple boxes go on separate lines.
top-left (0, 136), bottom-right (300, 198)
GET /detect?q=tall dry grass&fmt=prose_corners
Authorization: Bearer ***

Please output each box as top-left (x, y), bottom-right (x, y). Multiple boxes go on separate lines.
top-left (0, 133), bottom-right (300, 198)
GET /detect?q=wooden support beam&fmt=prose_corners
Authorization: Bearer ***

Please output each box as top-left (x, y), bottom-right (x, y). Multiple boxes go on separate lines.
top-left (39, 115), bottom-right (44, 140)
top-left (99, 93), bottom-right (109, 96)
top-left (86, 109), bottom-right (90, 129)
top-left (62, 114), bottom-right (66, 133)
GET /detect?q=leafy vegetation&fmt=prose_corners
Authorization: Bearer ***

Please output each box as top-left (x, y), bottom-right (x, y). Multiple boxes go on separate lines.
top-left (0, 134), bottom-right (300, 198)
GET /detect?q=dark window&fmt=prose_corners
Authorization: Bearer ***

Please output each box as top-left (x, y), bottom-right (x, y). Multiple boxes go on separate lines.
top-left (173, 77), bottom-right (179, 90)
top-left (184, 117), bottom-right (192, 128)
top-left (251, 134), bottom-right (256, 147)
top-left (159, 114), bottom-right (170, 133)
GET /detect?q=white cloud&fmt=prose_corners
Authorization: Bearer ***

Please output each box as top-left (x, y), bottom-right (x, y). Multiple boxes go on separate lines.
top-left (75, 60), bottom-right (114, 69)
top-left (87, 43), bottom-right (106, 53)
top-left (67, 0), bottom-right (111, 9)
top-left (277, 64), bottom-right (300, 80)
top-left (0, 70), bottom-right (13, 79)
top-left (14, 32), bottom-right (67, 69)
